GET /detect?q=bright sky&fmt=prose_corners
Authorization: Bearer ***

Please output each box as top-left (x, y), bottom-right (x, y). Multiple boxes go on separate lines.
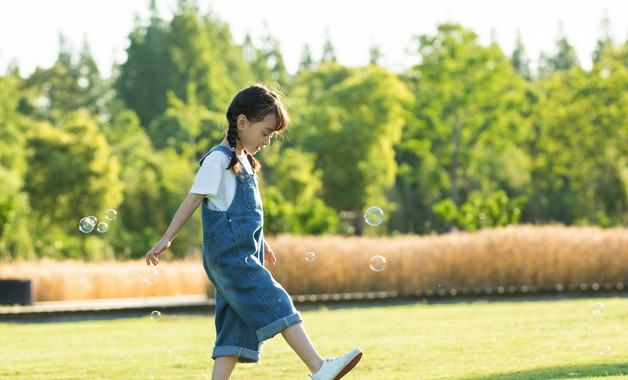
top-left (1, 0), bottom-right (627, 78)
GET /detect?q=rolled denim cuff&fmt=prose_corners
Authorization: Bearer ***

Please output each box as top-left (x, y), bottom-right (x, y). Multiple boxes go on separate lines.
top-left (212, 345), bottom-right (260, 364)
top-left (256, 312), bottom-right (303, 341)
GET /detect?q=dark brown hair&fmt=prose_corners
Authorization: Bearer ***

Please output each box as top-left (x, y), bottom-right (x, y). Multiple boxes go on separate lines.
top-left (226, 83), bottom-right (290, 173)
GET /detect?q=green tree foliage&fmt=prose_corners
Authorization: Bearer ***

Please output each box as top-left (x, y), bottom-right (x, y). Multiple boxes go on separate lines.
top-left (0, 76), bottom-right (25, 211)
top-left (24, 110), bottom-right (123, 258)
top-left (243, 33), bottom-right (273, 82)
top-left (258, 144), bottom-right (340, 235)
top-left (321, 30), bottom-right (337, 63)
top-left (21, 34), bottom-right (108, 120)
top-left (538, 26), bottom-right (580, 76)
top-left (103, 110), bottom-right (198, 258)
top-left (526, 44), bottom-right (628, 226)
top-left (592, 15), bottom-right (613, 63)
top-left (242, 30), bottom-right (290, 87)
top-left (114, 5), bottom-right (176, 127)
top-left (0, 75), bottom-right (32, 259)
top-left (292, 63), bottom-right (412, 234)
top-left (433, 190), bottom-right (525, 231)
top-left (298, 44), bottom-right (315, 72)
top-left (115, 0), bottom-right (251, 127)
top-left (369, 41), bottom-right (383, 66)
top-left (511, 31), bottom-right (533, 80)
top-left (400, 24), bottom-right (529, 233)
top-left (2, 15), bottom-right (628, 261)
top-left (148, 85), bottom-right (224, 156)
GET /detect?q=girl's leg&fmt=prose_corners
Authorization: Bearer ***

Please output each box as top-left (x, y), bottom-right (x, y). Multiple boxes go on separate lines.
top-left (211, 356), bottom-right (238, 380)
top-left (281, 323), bottom-right (324, 374)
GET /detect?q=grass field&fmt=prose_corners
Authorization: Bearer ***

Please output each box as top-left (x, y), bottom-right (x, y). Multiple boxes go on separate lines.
top-left (1, 297), bottom-right (628, 379)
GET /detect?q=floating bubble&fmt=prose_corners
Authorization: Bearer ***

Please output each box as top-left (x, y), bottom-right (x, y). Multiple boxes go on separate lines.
top-left (592, 302), bottom-right (604, 315)
top-left (87, 216), bottom-right (97, 225)
top-left (364, 207), bottom-right (384, 226)
top-left (97, 222), bottom-right (108, 233)
top-left (105, 209), bottom-right (117, 221)
top-left (305, 252), bottom-right (315, 262)
top-left (601, 345), bottom-right (611, 356)
top-left (151, 310), bottom-right (161, 321)
top-left (143, 267), bottom-right (159, 284)
top-left (79, 217), bottom-right (96, 233)
top-left (370, 255), bottom-right (386, 272)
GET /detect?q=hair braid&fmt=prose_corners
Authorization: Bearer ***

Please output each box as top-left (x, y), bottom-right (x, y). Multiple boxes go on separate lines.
top-left (246, 152), bottom-right (261, 172)
top-left (226, 110), bottom-right (243, 173)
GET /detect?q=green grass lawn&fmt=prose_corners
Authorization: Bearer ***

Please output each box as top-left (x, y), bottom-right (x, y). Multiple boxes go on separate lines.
top-left (1, 297), bottom-right (627, 379)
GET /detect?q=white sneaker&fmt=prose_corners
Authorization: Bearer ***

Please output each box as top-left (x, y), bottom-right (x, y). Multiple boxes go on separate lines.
top-left (310, 348), bottom-right (363, 380)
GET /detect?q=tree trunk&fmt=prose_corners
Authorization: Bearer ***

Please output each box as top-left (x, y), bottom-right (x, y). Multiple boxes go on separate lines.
top-left (451, 113), bottom-right (462, 207)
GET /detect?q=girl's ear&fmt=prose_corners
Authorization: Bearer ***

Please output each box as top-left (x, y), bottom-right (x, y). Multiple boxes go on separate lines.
top-left (237, 114), bottom-right (249, 131)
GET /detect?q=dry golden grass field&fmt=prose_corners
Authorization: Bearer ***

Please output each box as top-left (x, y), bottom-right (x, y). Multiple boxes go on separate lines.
top-left (1, 225), bottom-right (627, 302)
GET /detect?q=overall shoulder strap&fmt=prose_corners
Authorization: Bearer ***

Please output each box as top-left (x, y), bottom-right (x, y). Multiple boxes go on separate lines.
top-left (199, 145), bottom-right (232, 166)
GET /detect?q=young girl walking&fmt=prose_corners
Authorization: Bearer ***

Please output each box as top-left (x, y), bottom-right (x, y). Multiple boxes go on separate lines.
top-left (146, 84), bottom-right (362, 380)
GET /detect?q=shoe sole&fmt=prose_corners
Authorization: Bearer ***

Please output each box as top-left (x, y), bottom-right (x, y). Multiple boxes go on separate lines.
top-left (333, 351), bottom-right (362, 380)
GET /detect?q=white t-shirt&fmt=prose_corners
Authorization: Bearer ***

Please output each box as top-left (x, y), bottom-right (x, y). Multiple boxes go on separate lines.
top-left (189, 150), bottom-right (254, 211)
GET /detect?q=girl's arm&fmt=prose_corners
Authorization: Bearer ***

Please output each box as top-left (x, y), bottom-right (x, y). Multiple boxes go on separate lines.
top-left (146, 193), bottom-right (206, 265)
top-left (263, 240), bottom-right (277, 266)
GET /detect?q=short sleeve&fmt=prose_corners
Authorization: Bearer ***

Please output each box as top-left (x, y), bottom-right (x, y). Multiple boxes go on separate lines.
top-left (189, 152), bottom-right (226, 197)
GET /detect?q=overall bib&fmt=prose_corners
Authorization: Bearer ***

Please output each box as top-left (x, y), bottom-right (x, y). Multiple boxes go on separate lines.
top-left (199, 145), bottom-right (302, 363)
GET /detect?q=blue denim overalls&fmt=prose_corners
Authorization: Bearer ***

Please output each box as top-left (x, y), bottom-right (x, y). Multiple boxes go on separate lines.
top-left (199, 145), bottom-right (302, 363)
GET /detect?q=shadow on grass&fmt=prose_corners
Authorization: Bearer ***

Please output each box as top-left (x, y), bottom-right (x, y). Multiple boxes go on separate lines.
top-left (459, 362), bottom-right (628, 380)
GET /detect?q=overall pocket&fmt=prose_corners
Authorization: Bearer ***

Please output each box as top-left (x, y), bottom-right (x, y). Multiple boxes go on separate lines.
top-left (202, 237), bottom-right (221, 270)
top-left (243, 186), bottom-right (258, 209)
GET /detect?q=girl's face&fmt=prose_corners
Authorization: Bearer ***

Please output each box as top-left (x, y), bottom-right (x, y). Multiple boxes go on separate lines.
top-left (237, 113), bottom-right (277, 155)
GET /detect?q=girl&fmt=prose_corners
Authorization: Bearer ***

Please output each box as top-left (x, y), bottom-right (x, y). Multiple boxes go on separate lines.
top-left (146, 84), bottom-right (362, 380)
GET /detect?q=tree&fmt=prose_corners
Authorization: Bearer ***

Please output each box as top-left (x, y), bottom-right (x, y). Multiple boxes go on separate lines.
top-left (0, 75), bottom-right (32, 259)
top-left (526, 44), bottom-right (628, 226)
top-left (147, 85), bottom-right (224, 155)
top-left (242, 28), bottom-right (290, 86)
top-left (24, 110), bottom-right (123, 258)
top-left (538, 24), bottom-right (580, 76)
top-left (291, 63), bottom-right (412, 234)
top-left (298, 43), bottom-right (315, 72)
top-left (258, 144), bottom-right (340, 235)
top-left (511, 31), bottom-right (532, 80)
top-left (116, 0), bottom-right (252, 127)
top-left (22, 34), bottom-right (108, 120)
top-left (321, 30), bottom-right (337, 63)
top-left (592, 14), bottom-right (614, 63)
top-left (243, 33), bottom-right (272, 82)
top-left (401, 24), bottom-right (530, 233)
top-left (114, 3), bottom-right (176, 127)
top-left (259, 26), bottom-right (290, 86)
top-left (369, 40), bottom-right (383, 65)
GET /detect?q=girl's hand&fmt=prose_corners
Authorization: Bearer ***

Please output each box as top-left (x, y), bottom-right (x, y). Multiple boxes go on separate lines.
top-left (146, 238), bottom-right (171, 266)
top-left (263, 240), bottom-right (276, 266)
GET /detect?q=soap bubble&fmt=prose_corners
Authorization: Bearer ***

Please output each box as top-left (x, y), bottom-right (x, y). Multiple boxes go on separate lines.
top-left (87, 216), bottom-right (97, 225)
top-left (305, 252), bottom-right (315, 262)
top-left (150, 310), bottom-right (161, 321)
top-left (364, 207), bottom-right (384, 226)
top-left (105, 209), bottom-right (117, 221)
top-left (370, 255), bottom-right (386, 272)
top-left (97, 222), bottom-right (108, 233)
top-left (79, 217), bottom-right (95, 233)
top-left (601, 345), bottom-right (611, 356)
top-left (143, 267), bottom-right (159, 284)
top-left (592, 302), bottom-right (604, 315)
